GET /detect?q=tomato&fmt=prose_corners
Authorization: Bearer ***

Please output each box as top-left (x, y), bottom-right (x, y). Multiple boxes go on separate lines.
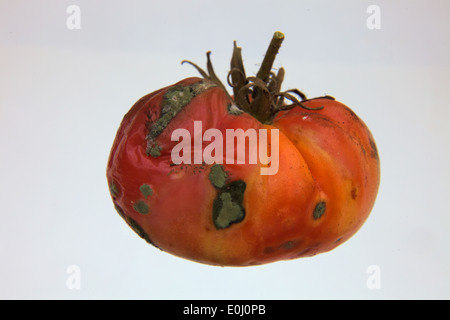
top-left (106, 32), bottom-right (380, 266)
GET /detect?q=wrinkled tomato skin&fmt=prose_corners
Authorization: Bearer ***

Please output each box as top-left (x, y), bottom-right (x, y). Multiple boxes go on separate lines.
top-left (272, 99), bottom-right (380, 257)
top-left (107, 77), bottom-right (380, 266)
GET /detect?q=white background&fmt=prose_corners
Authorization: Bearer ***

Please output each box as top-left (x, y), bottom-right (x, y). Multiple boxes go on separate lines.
top-left (1, 0), bottom-right (449, 299)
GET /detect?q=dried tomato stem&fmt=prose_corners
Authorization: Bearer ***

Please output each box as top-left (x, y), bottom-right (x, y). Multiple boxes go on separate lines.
top-left (249, 31), bottom-right (285, 123)
top-left (229, 41), bottom-right (247, 102)
top-left (256, 31), bottom-right (285, 83)
top-left (182, 31), bottom-right (319, 124)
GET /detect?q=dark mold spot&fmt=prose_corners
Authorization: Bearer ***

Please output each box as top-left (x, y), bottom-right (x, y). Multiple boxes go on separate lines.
top-left (146, 81), bottom-right (214, 135)
top-left (280, 240), bottom-right (299, 250)
top-left (146, 140), bottom-right (162, 158)
top-left (114, 203), bottom-right (126, 221)
top-left (126, 216), bottom-right (160, 249)
top-left (140, 184), bottom-right (153, 198)
top-left (313, 201), bottom-right (326, 220)
top-left (127, 216), bottom-right (146, 239)
top-left (133, 200), bottom-right (149, 214)
top-left (109, 181), bottom-right (119, 198)
top-left (212, 180), bottom-right (246, 229)
top-left (145, 81), bottom-right (216, 156)
top-left (208, 164), bottom-right (228, 189)
top-left (148, 85), bottom-right (193, 139)
top-left (113, 203), bottom-right (160, 249)
top-left (264, 240), bottom-right (300, 254)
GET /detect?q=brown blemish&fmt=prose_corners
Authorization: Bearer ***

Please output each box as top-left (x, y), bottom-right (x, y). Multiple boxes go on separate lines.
top-left (351, 186), bottom-right (359, 200)
top-left (168, 163), bottom-right (207, 177)
top-left (292, 244), bottom-right (321, 258)
top-left (346, 107), bottom-right (360, 122)
top-left (369, 138), bottom-right (379, 161)
top-left (263, 246), bottom-right (275, 254)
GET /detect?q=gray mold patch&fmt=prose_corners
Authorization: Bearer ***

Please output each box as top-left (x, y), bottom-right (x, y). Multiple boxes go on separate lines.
top-left (145, 80), bottom-right (217, 156)
top-left (212, 180), bottom-right (246, 229)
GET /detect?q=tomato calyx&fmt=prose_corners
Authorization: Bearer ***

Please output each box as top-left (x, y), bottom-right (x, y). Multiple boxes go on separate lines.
top-left (182, 31), bottom-right (329, 124)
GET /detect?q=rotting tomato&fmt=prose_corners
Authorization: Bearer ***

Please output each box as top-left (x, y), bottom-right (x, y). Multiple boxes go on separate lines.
top-left (106, 31), bottom-right (380, 266)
